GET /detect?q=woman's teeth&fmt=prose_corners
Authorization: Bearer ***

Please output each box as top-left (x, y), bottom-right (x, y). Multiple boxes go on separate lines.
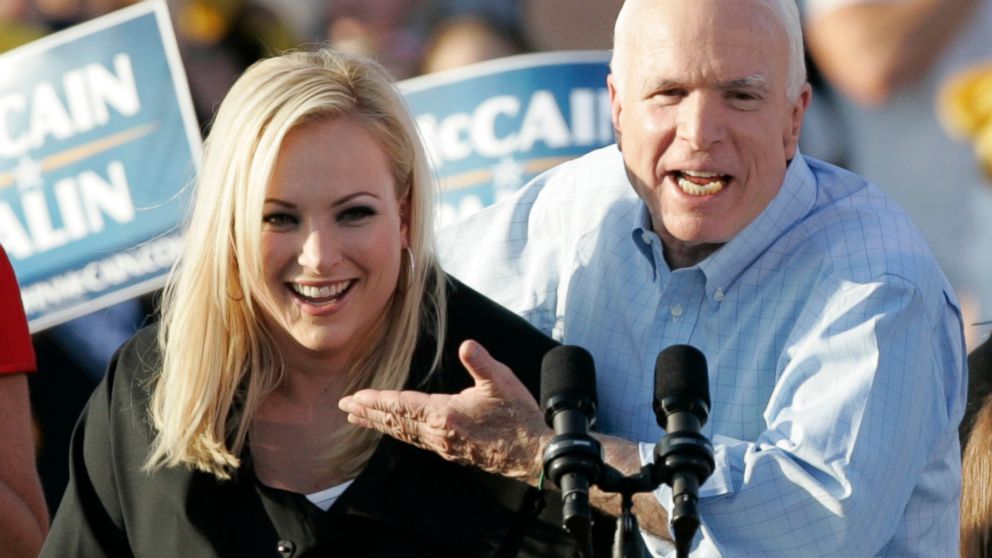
top-left (292, 281), bottom-right (350, 300)
top-left (677, 170), bottom-right (727, 196)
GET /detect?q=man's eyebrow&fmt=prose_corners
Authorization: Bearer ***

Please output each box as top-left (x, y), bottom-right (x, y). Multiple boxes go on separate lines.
top-left (643, 78), bottom-right (686, 91)
top-left (641, 75), bottom-right (771, 92)
top-left (720, 75), bottom-right (769, 91)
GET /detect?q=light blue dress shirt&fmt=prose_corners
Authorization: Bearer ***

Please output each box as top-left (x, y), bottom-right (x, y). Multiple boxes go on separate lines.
top-left (438, 145), bottom-right (967, 557)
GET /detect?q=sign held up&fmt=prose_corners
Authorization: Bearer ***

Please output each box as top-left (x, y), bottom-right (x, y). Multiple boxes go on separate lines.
top-left (0, 0), bottom-right (201, 331)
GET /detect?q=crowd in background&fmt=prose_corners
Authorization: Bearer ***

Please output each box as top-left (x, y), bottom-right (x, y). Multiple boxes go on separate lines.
top-left (2, 0), bottom-right (992, 555)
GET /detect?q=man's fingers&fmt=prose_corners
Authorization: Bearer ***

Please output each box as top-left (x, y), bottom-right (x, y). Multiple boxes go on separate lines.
top-left (459, 339), bottom-right (512, 386)
top-left (339, 390), bottom-right (451, 449)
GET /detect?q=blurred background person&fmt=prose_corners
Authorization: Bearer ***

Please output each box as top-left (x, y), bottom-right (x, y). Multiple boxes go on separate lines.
top-left (322, 0), bottom-right (526, 79)
top-left (419, 12), bottom-right (529, 74)
top-left (964, 332), bottom-right (992, 441)
top-left (170, 0), bottom-right (298, 130)
top-left (800, 0), bottom-right (992, 351)
top-left (961, 389), bottom-right (992, 558)
top-left (0, 245), bottom-right (49, 557)
top-left (0, 0), bottom-right (47, 52)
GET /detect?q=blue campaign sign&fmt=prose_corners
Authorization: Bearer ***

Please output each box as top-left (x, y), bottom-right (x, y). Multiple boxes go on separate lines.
top-left (399, 51), bottom-right (615, 226)
top-left (0, 1), bottom-right (201, 331)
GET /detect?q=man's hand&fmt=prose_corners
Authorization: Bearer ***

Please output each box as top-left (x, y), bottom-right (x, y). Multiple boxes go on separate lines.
top-left (338, 339), bottom-right (553, 485)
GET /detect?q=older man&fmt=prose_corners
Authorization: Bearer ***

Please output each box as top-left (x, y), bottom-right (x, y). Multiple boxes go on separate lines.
top-left (341, 0), bottom-right (967, 555)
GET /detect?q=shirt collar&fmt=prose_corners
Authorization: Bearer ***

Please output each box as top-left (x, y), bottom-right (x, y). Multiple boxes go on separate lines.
top-left (699, 153), bottom-right (818, 293)
top-left (631, 203), bottom-right (663, 279)
top-left (630, 153), bottom-right (818, 293)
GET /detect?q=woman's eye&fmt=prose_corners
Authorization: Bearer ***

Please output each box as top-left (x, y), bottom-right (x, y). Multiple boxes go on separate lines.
top-left (262, 213), bottom-right (298, 228)
top-left (338, 205), bottom-right (377, 223)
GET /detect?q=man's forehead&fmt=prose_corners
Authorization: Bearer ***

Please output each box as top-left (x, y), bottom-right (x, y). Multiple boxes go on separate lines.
top-left (630, 0), bottom-right (788, 47)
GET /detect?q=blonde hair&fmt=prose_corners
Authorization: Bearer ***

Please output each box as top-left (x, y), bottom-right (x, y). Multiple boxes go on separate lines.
top-left (146, 48), bottom-right (446, 479)
top-left (962, 394), bottom-right (992, 558)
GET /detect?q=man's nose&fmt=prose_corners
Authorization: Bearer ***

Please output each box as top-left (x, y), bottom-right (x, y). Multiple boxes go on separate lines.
top-left (676, 93), bottom-right (725, 150)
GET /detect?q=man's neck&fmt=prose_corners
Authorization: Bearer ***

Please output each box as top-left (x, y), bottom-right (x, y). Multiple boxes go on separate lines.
top-left (660, 236), bottom-right (724, 269)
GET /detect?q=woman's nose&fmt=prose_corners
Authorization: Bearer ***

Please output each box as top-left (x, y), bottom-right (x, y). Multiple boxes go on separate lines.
top-left (297, 227), bottom-right (341, 273)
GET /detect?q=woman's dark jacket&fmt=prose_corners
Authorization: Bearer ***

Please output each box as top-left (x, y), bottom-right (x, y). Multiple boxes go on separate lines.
top-left (40, 277), bottom-right (615, 557)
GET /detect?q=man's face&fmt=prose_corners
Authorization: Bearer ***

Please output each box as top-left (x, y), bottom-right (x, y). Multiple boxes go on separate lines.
top-left (608, 0), bottom-right (810, 264)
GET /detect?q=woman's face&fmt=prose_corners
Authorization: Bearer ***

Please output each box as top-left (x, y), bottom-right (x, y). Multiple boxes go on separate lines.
top-left (256, 116), bottom-right (408, 368)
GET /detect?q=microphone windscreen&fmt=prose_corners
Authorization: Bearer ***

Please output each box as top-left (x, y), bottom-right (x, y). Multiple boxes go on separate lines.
top-left (540, 345), bottom-right (597, 414)
top-left (654, 344), bottom-right (710, 410)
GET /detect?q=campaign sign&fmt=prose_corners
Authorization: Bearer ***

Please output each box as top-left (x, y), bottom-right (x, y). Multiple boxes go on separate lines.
top-left (400, 51), bottom-right (614, 226)
top-left (0, 1), bottom-right (201, 331)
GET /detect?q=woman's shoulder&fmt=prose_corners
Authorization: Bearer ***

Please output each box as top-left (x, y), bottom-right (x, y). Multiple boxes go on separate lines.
top-left (97, 323), bottom-right (163, 414)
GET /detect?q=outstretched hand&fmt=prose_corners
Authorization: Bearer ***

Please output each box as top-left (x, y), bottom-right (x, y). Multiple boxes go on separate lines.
top-left (338, 339), bottom-right (552, 484)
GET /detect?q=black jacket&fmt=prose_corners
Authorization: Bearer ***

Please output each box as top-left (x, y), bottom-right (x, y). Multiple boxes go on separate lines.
top-left (41, 278), bottom-right (615, 557)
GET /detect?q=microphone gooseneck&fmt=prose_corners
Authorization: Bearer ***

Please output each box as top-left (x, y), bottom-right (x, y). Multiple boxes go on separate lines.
top-left (653, 344), bottom-right (715, 558)
top-left (541, 345), bottom-right (602, 557)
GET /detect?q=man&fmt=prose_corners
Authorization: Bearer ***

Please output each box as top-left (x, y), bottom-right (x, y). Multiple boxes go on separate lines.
top-left (0, 246), bottom-right (49, 556)
top-left (340, 0), bottom-right (967, 555)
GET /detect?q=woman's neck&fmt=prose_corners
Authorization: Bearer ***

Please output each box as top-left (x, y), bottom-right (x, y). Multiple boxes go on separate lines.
top-left (249, 368), bottom-right (354, 493)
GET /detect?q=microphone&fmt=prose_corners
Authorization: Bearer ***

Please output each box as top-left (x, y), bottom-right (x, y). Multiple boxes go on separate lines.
top-left (653, 344), bottom-right (715, 557)
top-left (541, 345), bottom-right (602, 556)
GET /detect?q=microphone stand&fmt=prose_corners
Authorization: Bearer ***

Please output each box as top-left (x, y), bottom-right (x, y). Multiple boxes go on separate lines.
top-left (596, 454), bottom-right (707, 558)
top-left (546, 452), bottom-right (705, 557)
top-left (597, 464), bottom-right (656, 558)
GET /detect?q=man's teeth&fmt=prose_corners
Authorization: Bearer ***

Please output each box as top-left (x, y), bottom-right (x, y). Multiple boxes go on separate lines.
top-left (677, 171), bottom-right (726, 196)
top-left (292, 282), bottom-right (349, 299)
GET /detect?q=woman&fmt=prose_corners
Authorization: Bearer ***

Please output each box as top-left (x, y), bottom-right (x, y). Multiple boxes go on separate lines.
top-left (41, 49), bottom-right (597, 557)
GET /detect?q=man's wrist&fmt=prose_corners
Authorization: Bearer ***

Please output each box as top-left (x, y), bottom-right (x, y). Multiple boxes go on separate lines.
top-left (530, 427), bottom-right (555, 486)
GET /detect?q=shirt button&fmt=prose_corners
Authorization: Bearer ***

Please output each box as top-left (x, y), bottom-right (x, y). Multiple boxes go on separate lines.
top-left (714, 288), bottom-right (725, 302)
top-left (277, 539), bottom-right (296, 558)
top-left (641, 231), bottom-right (652, 244)
top-left (671, 304), bottom-right (684, 318)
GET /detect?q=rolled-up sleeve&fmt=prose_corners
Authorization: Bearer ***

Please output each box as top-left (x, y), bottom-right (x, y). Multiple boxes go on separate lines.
top-left (643, 276), bottom-right (965, 556)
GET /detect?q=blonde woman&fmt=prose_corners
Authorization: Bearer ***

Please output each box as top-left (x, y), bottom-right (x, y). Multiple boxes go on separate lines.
top-left (41, 49), bottom-right (592, 556)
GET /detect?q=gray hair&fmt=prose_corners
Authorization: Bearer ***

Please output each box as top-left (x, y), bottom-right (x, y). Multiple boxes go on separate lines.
top-left (611, 0), bottom-right (807, 100)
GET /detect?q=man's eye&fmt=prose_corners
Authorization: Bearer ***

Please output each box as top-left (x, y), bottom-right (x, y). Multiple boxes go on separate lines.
top-left (655, 88), bottom-right (687, 98)
top-left (339, 206), bottom-right (377, 223)
top-left (727, 91), bottom-right (762, 107)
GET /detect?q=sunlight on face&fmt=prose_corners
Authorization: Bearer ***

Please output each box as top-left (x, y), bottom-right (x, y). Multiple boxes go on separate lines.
top-left (609, 0), bottom-right (810, 266)
top-left (256, 116), bottom-right (408, 370)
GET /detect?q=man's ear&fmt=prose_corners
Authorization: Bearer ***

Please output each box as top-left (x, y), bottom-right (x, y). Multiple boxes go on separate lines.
top-left (608, 74), bottom-right (624, 151)
top-left (785, 83), bottom-right (813, 159)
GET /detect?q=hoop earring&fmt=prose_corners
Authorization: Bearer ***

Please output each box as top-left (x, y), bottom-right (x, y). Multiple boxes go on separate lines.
top-left (400, 246), bottom-right (416, 291)
top-left (405, 247), bottom-right (416, 276)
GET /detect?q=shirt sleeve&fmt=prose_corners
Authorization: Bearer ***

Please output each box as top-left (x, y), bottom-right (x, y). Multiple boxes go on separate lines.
top-left (641, 275), bottom-right (965, 556)
top-left (438, 172), bottom-right (564, 336)
top-left (0, 248), bottom-right (35, 375)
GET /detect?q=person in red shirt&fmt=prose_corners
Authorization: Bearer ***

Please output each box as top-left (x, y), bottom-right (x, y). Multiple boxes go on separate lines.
top-left (0, 245), bottom-right (49, 556)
